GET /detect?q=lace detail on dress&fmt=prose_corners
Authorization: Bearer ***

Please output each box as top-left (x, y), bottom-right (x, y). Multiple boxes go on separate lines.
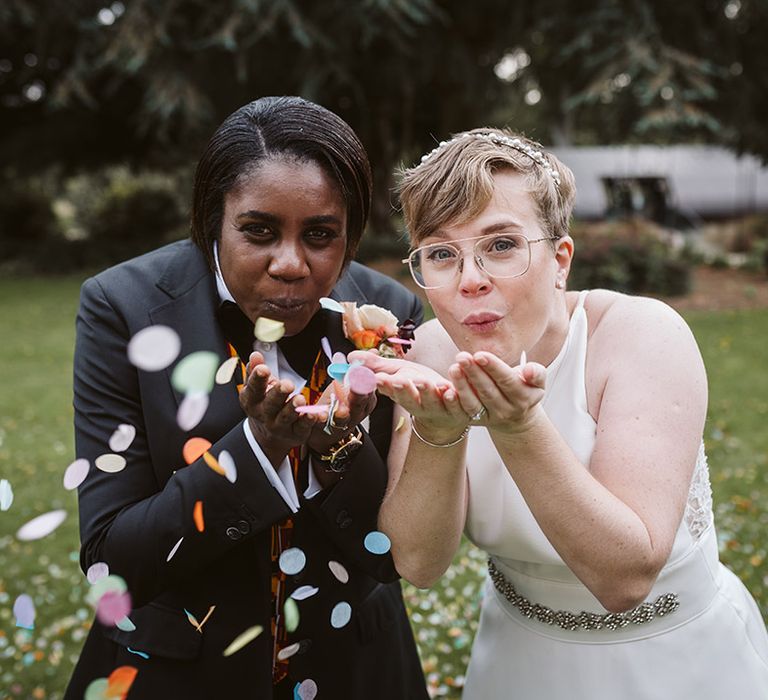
top-left (684, 442), bottom-right (714, 540)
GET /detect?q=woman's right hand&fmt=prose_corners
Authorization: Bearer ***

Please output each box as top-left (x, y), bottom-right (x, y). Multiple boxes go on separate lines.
top-left (238, 351), bottom-right (321, 464)
top-left (348, 351), bottom-right (469, 443)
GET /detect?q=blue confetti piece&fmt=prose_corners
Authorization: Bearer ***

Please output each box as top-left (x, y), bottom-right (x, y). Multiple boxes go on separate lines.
top-left (327, 362), bottom-right (350, 381)
top-left (330, 601), bottom-right (352, 629)
top-left (127, 647), bottom-right (150, 659)
top-left (364, 531), bottom-right (391, 555)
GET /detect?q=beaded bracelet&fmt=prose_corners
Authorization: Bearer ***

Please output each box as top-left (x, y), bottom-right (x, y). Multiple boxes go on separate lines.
top-left (410, 416), bottom-right (469, 448)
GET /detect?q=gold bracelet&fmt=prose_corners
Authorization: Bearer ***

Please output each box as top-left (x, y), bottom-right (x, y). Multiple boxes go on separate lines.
top-left (409, 415), bottom-right (469, 448)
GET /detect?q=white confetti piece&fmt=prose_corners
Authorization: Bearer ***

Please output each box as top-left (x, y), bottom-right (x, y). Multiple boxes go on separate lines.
top-left (328, 560), bottom-right (349, 584)
top-left (218, 450), bottom-right (237, 484)
top-left (364, 531), bottom-right (392, 555)
top-left (86, 562), bottom-right (110, 584)
top-left (0, 478), bottom-right (14, 511)
top-left (222, 625), bottom-right (263, 656)
top-left (63, 458), bottom-right (90, 490)
top-left (177, 392), bottom-right (210, 431)
top-left (108, 424), bottom-right (136, 452)
top-left (319, 297), bottom-right (344, 313)
top-left (277, 642), bottom-right (301, 661)
top-left (215, 356), bottom-right (240, 384)
top-left (171, 351), bottom-right (219, 394)
top-left (16, 509), bottom-right (67, 541)
top-left (13, 594), bottom-right (35, 629)
top-left (95, 453), bottom-right (127, 473)
top-left (166, 536), bottom-right (184, 562)
top-left (330, 601), bottom-right (352, 629)
top-left (279, 547), bottom-right (306, 576)
top-left (320, 336), bottom-right (333, 362)
top-left (116, 615), bottom-right (136, 632)
top-left (127, 325), bottom-right (181, 371)
top-left (297, 679), bottom-right (318, 700)
top-left (254, 317), bottom-right (285, 342)
top-left (291, 585), bottom-right (319, 601)
top-left (84, 678), bottom-right (109, 700)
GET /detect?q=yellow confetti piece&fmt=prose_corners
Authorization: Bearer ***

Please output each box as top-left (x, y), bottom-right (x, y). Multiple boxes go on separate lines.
top-left (222, 624), bottom-right (263, 656)
top-left (395, 415), bottom-right (406, 432)
top-left (203, 451), bottom-right (226, 476)
top-left (193, 501), bottom-right (204, 532)
top-left (254, 317), bottom-right (285, 342)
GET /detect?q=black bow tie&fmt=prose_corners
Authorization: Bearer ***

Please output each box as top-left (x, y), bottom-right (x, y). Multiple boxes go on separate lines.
top-left (215, 301), bottom-right (354, 380)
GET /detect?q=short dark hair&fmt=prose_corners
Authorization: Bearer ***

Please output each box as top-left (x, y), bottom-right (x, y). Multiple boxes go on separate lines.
top-left (191, 96), bottom-right (372, 269)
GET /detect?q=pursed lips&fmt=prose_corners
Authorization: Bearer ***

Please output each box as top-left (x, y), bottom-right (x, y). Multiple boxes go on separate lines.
top-left (461, 311), bottom-right (504, 332)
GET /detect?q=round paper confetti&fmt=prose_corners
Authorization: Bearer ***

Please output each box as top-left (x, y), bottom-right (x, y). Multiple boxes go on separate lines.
top-left (13, 594), bottom-right (35, 629)
top-left (291, 585), bottom-right (319, 601)
top-left (294, 404), bottom-right (327, 416)
top-left (320, 337), bottom-right (333, 361)
top-left (166, 536), bottom-right (184, 562)
top-left (331, 352), bottom-right (347, 365)
top-left (222, 625), bottom-right (263, 656)
top-left (86, 562), bottom-right (110, 584)
top-left (254, 317), bottom-right (285, 342)
top-left (279, 548), bottom-right (306, 576)
top-left (116, 616), bottom-right (136, 632)
top-left (215, 356), bottom-right (240, 384)
top-left (108, 424), bottom-right (136, 452)
top-left (277, 642), bottom-right (301, 661)
top-left (386, 336), bottom-right (413, 345)
top-left (84, 679), bottom-right (109, 700)
top-left (96, 590), bottom-right (132, 626)
top-left (284, 598), bottom-right (300, 633)
top-left (346, 365), bottom-right (377, 395)
top-left (296, 679), bottom-right (318, 700)
top-left (218, 450), bottom-right (237, 484)
top-left (106, 666), bottom-right (138, 698)
top-left (364, 531), bottom-right (392, 555)
top-left (0, 478), bottom-right (14, 511)
top-left (127, 325), bottom-right (180, 371)
top-left (319, 297), bottom-right (344, 313)
top-left (182, 437), bottom-right (212, 464)
top-left (63, 458), bottom-right (90, 490)
top-left (327, 362), bottom-right (350, 382)
top-left (328, 560), bottom-right (349, 584)
top-left (16, 509), bottom-right (67, 541)
top-left (86, 574), bottom-right (127, 607)
top-left (330, 601), bottom-right (352, 629)
top-left (193, 500), bottom-right (205, 532)
top-left (177, 392), bottom-right (210, 431)
top-left (95, 453), bottom-right (127, 474)
top-left (171, 351), bottom-right (219, 394)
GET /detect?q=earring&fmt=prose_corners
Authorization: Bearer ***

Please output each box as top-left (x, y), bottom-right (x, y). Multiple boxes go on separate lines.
top-left (555, 278), bottom-right (565, 289)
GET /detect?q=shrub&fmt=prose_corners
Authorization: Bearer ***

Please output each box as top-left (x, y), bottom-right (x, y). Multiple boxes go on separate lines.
top-left (569, 218), bottom-right (691, 297)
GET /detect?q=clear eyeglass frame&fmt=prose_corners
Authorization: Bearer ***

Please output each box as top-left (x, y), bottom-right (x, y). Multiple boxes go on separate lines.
top-left (402, 233), bottom-right (557, 290)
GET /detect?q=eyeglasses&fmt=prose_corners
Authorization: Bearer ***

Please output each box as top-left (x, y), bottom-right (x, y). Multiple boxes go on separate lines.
top-left (402, 233), bottom-right (556, 290)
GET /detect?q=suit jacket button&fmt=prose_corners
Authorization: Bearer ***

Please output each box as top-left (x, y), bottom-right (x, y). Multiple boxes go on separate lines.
top-left (336, 510), bottom-right (353, 529)
top-left (226, 526), bottom-right (242, 540)
top-left (237, 520), bottom-right (251, 534)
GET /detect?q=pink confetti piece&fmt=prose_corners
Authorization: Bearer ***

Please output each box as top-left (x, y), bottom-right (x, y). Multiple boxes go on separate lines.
top-left (16, 509), bottom-right (67, 541)
top-left (63, 458), bottom-right (90, 490)
top-left (96, 590), bottom-right (132, 626)
top-left (346, 365), bottom-right (377, 395)
top-left (295, 404), bottom-right (328, 415)
top-left (297, 678), bottom-right (319, 699)
top-left (328, 560), bottom-right (349, 584)
top-left (331, 352), bottom-right (347, 365)
top-left (177, 392), bottom-right (210, 431)
top-left (386, 337), bottom-right (413, 345)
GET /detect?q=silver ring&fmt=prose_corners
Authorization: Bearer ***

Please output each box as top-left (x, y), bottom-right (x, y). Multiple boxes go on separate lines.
top-left (470, 406), bottom-right (487, 422)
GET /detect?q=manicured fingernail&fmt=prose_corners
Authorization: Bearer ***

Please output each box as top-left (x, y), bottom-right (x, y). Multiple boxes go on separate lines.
top-left (475, 354), bottom-right (488, 366)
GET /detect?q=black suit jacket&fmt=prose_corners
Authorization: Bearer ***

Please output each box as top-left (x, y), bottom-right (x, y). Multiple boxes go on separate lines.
top-left (65, 240), bottom-right (428, 699)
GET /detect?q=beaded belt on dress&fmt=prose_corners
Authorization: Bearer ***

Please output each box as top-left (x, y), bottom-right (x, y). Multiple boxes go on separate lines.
top-left (487, 557), bottom-right (680, 631)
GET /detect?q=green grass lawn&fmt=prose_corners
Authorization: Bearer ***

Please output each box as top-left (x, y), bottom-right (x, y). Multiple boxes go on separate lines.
top-left (1, 275), bottom-right (766, 699)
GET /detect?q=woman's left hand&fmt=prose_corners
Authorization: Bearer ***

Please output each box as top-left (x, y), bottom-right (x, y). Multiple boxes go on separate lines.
top-left (450, 351), bottom-right (547, 434)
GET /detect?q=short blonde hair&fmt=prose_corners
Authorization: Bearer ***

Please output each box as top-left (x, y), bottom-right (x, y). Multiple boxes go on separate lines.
top-left (397, 127), bottom-right (576, 246)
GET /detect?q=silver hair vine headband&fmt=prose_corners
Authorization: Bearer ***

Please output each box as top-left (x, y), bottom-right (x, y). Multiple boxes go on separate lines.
top-left (419, 132), bottom-right (561, 189)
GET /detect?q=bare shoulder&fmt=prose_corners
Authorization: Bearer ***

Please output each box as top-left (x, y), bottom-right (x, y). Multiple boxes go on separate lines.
top-left (408, 318), bottom-right (459, 375)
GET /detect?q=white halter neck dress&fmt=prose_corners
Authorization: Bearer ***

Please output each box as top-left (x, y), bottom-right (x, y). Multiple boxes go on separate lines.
top-left (463, 290), bottom-right (768, 699)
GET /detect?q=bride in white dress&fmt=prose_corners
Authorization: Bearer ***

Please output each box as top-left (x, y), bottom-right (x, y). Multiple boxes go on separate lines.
top-left (352, 128), bottom-right (768, 698)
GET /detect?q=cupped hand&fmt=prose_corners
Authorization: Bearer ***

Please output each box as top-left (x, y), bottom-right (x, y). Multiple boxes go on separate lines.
top-left (238, 352), bottom-right (322, 463)
top-left (348, 350), bottom-right (468, 442)
top-left (450, 351), bottom-right (547, 433)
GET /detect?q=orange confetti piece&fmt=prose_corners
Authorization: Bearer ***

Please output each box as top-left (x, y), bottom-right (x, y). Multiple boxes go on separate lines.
top-left (183, 437), bottom-right (212, 465)
top-left (193, 500), bottom-right (204, 532)
top-left (203, 451), bottom-right (226, 476)
top-left (106, 665), bottom-right (138, 699)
